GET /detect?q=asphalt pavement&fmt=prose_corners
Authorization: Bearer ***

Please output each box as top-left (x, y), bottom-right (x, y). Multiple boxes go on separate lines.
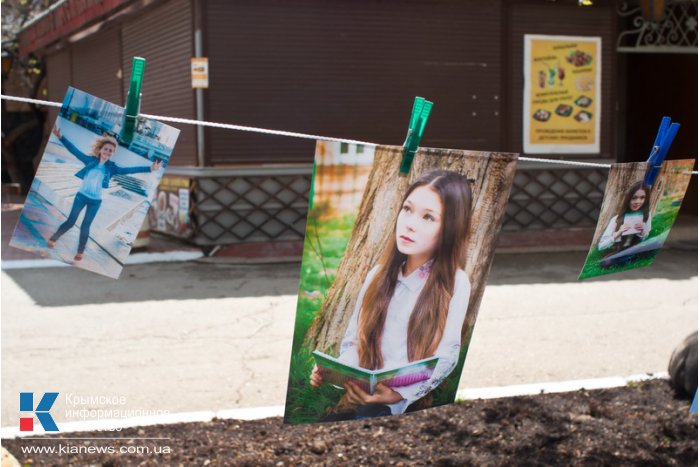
top-left (2, 236), bottom-right (697, 427)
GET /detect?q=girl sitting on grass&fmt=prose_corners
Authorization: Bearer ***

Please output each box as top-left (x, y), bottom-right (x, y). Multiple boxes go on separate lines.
top-left (598, 181), bottom-right (652, 253)
top-left (310, 169), bottom-right (473, 420)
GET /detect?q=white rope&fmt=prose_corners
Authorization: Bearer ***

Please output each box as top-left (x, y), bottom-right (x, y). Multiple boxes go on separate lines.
top-left (0, 94), bottom-right (375, 146)
top-left (518, 157), bottom-right (611, 169)
top-left (2, 95), bottom-right (62, 108)
top-left (2, 94), bottom-right (697, 174)
top-left (137, 113), bottom-right (376, 146)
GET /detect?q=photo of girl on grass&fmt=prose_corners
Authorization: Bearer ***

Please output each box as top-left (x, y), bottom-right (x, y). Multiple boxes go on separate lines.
top-left (597, 180), bottom-right (652, 254)
top-left (284, 141), bottom-right (518, 424)
top-left (579, 160), bottom-right (694, 280)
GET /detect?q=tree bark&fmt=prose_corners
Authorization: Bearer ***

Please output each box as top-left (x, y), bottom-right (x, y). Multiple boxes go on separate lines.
top-left (305, 145), bottom-right (518, 354)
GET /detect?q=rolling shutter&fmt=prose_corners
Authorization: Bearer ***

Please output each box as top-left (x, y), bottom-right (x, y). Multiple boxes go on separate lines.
top-left (46, 48), bottom-right (72, 123)
top-left (205, 0), bottom-right (503, 164)
top-left (72, 26), bottom-right (123, 105)
top-left (121, 0), bottom-right (196, 165)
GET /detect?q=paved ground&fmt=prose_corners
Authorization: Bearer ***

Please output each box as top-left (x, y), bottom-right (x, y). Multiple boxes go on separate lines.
top-left (2, 238), bottom-right (696, 427)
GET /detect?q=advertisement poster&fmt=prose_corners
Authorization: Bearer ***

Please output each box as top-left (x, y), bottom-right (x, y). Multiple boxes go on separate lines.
top-left (149, 176), bottom-right (194, 238)
top-left (523, 34), bottom-right (601, 154)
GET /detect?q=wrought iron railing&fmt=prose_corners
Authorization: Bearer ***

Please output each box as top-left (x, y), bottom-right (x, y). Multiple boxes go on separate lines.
top-left (165, 165), bottom-right (310, 245)
top-left (617, 0), bottom-right (698, 53)
top-left (162, 162), bottom-right (610, 246)
top-left (502, 162), bottom-right (610, 231)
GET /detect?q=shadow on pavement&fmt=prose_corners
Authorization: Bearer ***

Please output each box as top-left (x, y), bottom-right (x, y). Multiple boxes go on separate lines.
top-left (488, 245), bottom-right (698, 285)
top-left (3, 243), bottom-right (696, 307)
top-left (2, 261), bottom-right (303, 307)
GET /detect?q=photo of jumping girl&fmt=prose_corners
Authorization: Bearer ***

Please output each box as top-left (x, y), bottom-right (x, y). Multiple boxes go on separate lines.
top-left (597, 180), bottom-right (652, 254)
top-left (310, 169), bottom-right (473, 420)
top-left (46, 124), bottom-right (162, 261)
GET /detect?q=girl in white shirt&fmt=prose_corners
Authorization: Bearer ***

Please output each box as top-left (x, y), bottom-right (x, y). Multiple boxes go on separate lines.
top-left (310, 169), bottom-right (473, 419)
top-left (598, 181), bottom-right (652, 252)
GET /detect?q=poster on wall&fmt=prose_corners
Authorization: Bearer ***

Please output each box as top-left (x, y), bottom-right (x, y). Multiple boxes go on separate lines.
top-left (149, 176), bottom-right (194, 238)
top-left (523, 34), bottom-right (602, 154)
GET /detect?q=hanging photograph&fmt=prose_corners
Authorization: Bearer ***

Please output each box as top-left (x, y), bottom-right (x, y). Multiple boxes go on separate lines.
top-left (523, 34), bottom-right (601, 154)
top-left (9, 87), bottom-right (180, 279)
top-left (579, 159), bottom-right (694, 280)
top-left (284, 142), bottom-right (518, 424)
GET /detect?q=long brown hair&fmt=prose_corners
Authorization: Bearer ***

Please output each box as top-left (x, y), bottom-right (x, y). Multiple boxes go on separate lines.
top-left (614, 181), bottom-right (650, 232)
top-left (357, 170), bottom-right (472, 370)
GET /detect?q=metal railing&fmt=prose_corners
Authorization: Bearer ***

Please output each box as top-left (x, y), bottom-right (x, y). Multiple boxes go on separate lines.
top-left (163, 161), bottom-right (610, 246)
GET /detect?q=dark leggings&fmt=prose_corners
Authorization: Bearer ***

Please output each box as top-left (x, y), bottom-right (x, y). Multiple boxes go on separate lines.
top-left (50, 192), bottom-right (102, 254)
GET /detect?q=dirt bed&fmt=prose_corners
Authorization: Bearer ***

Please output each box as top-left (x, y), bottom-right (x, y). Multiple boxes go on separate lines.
top-left (4, 379), bottom-right (697, 466)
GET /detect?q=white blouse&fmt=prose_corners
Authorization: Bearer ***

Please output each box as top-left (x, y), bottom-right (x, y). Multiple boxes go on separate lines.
top-left (338, 261), bottom-right (471, 415)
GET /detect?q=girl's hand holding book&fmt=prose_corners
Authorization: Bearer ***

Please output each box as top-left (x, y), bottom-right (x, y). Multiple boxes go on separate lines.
top-left (344, 381), bottom-right (403, 405)
top-left (309, 365), bottom-right (324, 387)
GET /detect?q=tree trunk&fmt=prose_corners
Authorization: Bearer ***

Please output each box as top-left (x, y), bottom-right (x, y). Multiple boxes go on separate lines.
top-left (305, 145), bottom-right (519, 354)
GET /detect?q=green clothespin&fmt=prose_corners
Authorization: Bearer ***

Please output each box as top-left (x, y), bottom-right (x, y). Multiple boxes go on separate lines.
top-left (121, 57), bottom-right (146, 145)
top-left (399, 97), bottom-right (433, 175)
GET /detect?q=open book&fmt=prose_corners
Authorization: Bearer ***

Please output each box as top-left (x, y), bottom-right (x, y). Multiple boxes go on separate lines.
top-left (600, 231), bottom-right (668, 267)
top-left (621, 212), bottom-right (644, 235)
top-left (313, 350), bottom-right (438, 395)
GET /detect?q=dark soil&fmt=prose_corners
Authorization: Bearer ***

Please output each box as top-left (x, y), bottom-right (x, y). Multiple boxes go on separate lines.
top-left (5, 379), bottom-right (697, 466)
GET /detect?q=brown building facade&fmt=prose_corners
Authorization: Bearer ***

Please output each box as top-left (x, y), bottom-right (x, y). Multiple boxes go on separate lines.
top-left (15, 0), bottom-right (698, 246)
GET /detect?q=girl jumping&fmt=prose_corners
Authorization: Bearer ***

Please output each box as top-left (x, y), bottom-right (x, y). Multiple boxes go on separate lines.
top-left (47, 125), bottom-right (162, 261)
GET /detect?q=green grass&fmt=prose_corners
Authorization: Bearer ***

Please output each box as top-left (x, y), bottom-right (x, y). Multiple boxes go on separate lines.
top-left (579, 195), bottom-right (683, 280)
top-left (285, 206), bottom-right (357, 424)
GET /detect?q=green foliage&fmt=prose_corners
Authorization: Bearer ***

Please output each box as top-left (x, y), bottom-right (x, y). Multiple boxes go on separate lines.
top-left (285, 207), bottom-right (357, 424)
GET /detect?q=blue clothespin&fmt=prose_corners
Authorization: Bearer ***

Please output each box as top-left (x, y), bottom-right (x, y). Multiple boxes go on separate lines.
top-left (691, 389), bottom-right (698, 414)
top-left (644, 116), bottom-right (680, 186)
top-left (399, 97), bottom-right (433, 175)
top-left (121, 57), bottom-right (146, 146)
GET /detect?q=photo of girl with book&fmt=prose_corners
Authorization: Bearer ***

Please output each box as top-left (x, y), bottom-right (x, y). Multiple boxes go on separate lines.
top-left (284, 141), bottom-right (518, 425)
top-left (597, 181), bottom-right (652, 254)
top-left (578, 160), bottom-right (694, 280)
top-left (310, 170), bottom-right (472, 420)
top-left (46, 125), bottom-right (162, 261)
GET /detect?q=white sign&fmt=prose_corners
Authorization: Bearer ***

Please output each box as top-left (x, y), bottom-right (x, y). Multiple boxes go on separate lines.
top-left (191, 57), bottom-right (209, 89)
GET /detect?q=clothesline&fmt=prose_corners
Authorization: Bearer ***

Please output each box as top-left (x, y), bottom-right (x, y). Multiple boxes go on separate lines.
top-left (2, 94), bottom-right (696, 174)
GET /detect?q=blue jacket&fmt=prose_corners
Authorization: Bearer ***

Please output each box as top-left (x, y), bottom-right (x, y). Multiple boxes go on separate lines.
top-left (60, 135), bottom-right (151, 188)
